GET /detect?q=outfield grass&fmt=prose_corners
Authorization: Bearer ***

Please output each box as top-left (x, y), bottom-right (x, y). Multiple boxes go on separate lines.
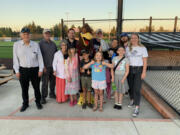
top-left (0, 40), bottom-right (61, 58)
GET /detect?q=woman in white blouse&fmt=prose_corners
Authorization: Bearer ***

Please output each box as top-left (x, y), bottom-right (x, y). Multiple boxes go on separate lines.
top-left (53, 40), bottom-right (68, 103)
top-left (126, 33), bottom-right (148, 117)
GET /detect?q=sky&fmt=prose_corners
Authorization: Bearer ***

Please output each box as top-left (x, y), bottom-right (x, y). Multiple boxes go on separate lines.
top-left (0, 0), bottom-right (179, 31)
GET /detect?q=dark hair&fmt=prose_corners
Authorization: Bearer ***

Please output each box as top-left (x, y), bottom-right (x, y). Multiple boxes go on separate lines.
top-left (117, 45), bottom-right (125, 50)
top-left (94, 51), bottom-right (104, 62)
top-left (68, 28), bottom-right (75, 33)
top-left (81, 23), bottom-right (93, 34)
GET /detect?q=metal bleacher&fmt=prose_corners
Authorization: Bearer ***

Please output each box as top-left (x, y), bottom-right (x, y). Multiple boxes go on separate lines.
top-left (128, 32), bottom-right (180, 49)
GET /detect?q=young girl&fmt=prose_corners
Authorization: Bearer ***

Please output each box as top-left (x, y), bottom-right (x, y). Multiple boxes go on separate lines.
top-left (112, 46), bottom-right (129, 110)
top-left (83, 51), bottom-right (113, 112)
top-left (126, 33), bottom-right (148, 117)
top-left (65, 45), bottom-right (80, 106)
top-left (53, 40), bottom-right (68, 103)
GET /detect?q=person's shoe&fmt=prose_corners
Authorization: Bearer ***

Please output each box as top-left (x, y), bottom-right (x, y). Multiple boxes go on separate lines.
top-left (41, 98), bottom-right (46, 104)
top-left (49, 94), bottom-right (56, 99)
top-left (93, 107), bottom-right (98, 112)
top-left (82, 103), bottom-right (87, 109)
top-left (132, 108), bottom-right (139, 117)
top-left (73, 100), bottom-right (77, 105)
top-left (69, 101), bottom-right (74, 107)
top-left (117, 104), bottom-right (122, 110)
top-left (87, 103), bottom-right (93, 108)
top-left (20, 105), bottom-right (29, 112)
top-left (113, 104), bottom-right (118, 109)
top-left (128, 100), bottom-right (134, 108)
top-left (36, 103), bottom-right (43, 110)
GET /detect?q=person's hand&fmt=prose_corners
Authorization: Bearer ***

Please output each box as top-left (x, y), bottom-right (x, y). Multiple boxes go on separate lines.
top-left (109, 50), bottom-right (113, 57)
top-left (81, 68), bottom-right (85, 73)
top-left (121, 79), bottom-right (125, 84)
top-left (102, 61), bottom-right (106, 65)
top-left (43, 67), bottom-right (47, 73)
top-left (87, 70), bottom-right (90, 75)
top-left (99, 46), bottom-right (102, 52)
top-left (68, 77), bottom-right (72, 83)
top-left (38, 72), bottom-right (43, 77)
top-left (16, 73), bottom-right (20, 79)
top-left (141, 72), bottom-right (146, 80)
top-left (90, 60), bottom-right (95, 65)
top-left (111, 77), bottom-right (114, 83)
top-left (53, 71), bottom-right (56, 76)
top-left (79, 56), bottom-right (83, 61)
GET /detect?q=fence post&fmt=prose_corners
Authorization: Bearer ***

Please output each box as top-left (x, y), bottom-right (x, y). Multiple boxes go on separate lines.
top-left (83, 18), bottom-right (85, 26)
top-left (117, 0), bottom-right (123, 42)
top-left (174, 16), bottom-right (178, 33)
top-left (61, 19), bottom-right (65, 39)
top-left (149, 16), bottom-right (152, 33)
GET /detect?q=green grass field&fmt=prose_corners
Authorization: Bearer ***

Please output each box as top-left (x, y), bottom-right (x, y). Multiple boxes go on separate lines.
top-left (0, 40), bottom-right (61, 58)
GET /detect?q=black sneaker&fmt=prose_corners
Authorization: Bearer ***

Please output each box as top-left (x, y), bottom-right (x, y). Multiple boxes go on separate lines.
top-left (36, 103), bottom-right (43, 110)
top-left (87, 103), bottom-right (93, 108)
top-left (49, 94), bottom-right (56, 99)
top-left (113, 104), bottom-right (118, 109)
top-left (41, 98), bottom-right (46, 104)
top-left (132, 108), bottom-right (139, 117)
top-left (128, 101), bottom-right (134, 108)
top-left (82, 103), bottom-right (87, 109)
top-left (117, 104), bottom-right (122, 110)
top-left (20, 105), bottom-right (29, 112)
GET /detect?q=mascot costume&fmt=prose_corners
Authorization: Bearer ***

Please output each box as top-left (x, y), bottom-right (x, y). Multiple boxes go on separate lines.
top-left (77, 23), bottom-right (94, 105)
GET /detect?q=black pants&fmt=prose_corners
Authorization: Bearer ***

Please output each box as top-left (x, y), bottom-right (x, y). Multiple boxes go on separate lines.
top-left (41, 67), bottom-right (55, 99)
top-left (19, 67), bottom-right (41, 106)
top-left (128, 66), bottom-right (143, 106)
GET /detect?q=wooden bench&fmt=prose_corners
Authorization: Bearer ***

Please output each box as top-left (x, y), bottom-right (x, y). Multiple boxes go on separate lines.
top-left (0, 73), bottom-right (13, 78)
top-left (0, 65), bottom-right (6, 70)
top-left (0, 76), bottom-right (13, 85)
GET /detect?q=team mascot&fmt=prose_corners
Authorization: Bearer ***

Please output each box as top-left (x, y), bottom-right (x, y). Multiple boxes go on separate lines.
top-left (77, 23), bottom-right (94, 105)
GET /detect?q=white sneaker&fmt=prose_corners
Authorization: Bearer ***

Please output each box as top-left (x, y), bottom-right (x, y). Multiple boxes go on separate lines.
top-left (132, 108), bottom-right (139, 117)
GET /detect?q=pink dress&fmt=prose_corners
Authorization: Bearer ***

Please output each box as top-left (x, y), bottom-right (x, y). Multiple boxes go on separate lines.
top-left (65, 54), bottom-right (80, 95)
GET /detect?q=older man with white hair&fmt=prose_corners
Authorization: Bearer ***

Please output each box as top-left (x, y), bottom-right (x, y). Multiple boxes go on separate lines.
top-left (13, 27), bottom-right (44, 112)
top-left (39, 29), bottom-right (57, 104)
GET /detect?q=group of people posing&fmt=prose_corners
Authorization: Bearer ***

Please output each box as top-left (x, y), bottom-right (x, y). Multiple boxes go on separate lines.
top-left (13, 24), bottom-right (148, 117)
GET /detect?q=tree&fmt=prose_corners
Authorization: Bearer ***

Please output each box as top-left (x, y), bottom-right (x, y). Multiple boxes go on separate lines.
top-left (0, 27), bottom-right (18, 37)
top-left (139, 26), bottom-right (155, 32)
top-left (24, 22), bottom-right (43, 34)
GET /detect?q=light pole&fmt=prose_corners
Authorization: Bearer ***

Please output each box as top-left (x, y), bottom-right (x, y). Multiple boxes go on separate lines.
top-left (117, 0), bottom-right (123, 41)
top-left (108, 12), bottom-right (112, 40)
top-left (65, 12), bottom-right (69, 28)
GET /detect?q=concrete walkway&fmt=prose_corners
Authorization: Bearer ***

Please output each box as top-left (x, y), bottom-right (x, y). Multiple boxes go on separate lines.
top-left (0, 72), bottom-right (180, 135)
top-left (0, 118), bottom-right (180, 135)
top-left (0, 79), bottom-right (162, 119)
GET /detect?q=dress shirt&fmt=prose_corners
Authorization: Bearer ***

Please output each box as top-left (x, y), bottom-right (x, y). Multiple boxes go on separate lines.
top-left (13, 40), bottom-right (44, 73)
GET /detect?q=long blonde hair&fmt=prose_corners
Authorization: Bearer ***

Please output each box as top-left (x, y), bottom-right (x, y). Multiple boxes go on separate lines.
top-left (129, 33), bottom-right (144, 51)
top-left (68, 47), bottom-right (76, 61)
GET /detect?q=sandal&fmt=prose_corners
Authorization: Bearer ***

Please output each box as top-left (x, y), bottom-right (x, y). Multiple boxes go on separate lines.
top-left (93, 107), bottom-right (98, 112)
top-left (99, 107), bottom-right (103, 112)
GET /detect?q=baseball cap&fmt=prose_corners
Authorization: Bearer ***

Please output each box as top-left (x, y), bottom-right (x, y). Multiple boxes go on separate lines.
top-left (43, 29), bottom-right (51, 34)
top-left (21, 27), bottom-right (30, 33)
top-left (96, 29), bottom-right (103, 34)
top-left (120, 33), bottom-right (128, 37)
